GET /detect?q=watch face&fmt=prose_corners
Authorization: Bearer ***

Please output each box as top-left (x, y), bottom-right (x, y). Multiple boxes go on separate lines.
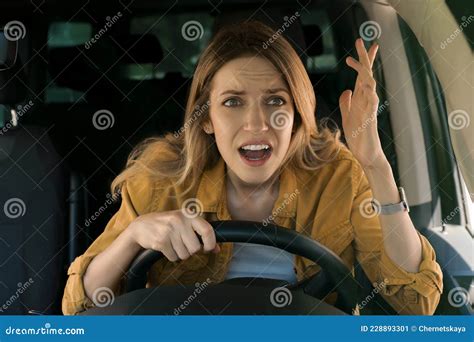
top-left (398, 187), bottom-right (410, 212)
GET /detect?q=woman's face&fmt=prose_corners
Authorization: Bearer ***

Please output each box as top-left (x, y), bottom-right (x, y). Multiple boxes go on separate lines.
top-left (206, 56), bottom-right (294, 185)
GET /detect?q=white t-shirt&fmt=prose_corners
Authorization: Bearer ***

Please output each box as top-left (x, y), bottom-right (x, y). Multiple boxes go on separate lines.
top-left (224, 242), bottom-right (297, 284)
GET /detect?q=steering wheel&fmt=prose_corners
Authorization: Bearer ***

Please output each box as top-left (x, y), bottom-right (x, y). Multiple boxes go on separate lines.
top-left (125, 220), bottom-right (361, 314)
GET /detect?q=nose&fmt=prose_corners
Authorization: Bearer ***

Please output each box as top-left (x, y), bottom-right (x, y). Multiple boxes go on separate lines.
top-left (243, 103), bottom-right (269, 133)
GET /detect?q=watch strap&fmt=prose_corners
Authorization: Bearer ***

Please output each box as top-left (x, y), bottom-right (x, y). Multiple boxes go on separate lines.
top-left (371, 187), bottom-right (410, 215)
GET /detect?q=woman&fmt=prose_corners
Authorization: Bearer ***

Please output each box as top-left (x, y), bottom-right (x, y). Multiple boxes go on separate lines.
top-left (62, 21), bottom-right (443, 315)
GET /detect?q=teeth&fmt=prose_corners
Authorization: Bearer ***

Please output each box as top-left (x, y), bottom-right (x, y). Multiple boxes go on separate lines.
top-left (240, 144), bottom-right (270, 151)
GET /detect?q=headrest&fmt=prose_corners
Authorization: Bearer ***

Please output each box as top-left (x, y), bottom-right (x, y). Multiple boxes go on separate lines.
top-left (117, 34), bottom-right (163, 64)
top-left (48, 37), bottom-right (120, 92)
top-left (48, 33), bottom-right (164, 93)
top-left (0, 61), bottom-right (27, 105)
top-left (302, 24), bottom-right (324, 57)
top-left (0, 29), bottom-right (27, 105)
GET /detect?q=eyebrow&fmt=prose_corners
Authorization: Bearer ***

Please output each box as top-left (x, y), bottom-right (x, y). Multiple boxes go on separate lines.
top-left (219, 88), bottom-right (290, 96)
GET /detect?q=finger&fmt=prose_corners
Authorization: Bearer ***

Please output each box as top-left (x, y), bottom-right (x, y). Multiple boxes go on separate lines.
top-left (356, 38), bottom-right (371, 69)
top-left (346, 57), bottom-right (375, 88)
top-left (346, 57), bottom-right (365, 94)
top-left (191, 217), bottom-right (217, 253)
top-left (346, 56), bottom-right (371, 78)
top-left (368, 43), bottom-right (379, 68)
top-left (363, 87), bottom-right (379, 108)
top-left (180, 223), bottom-right (203, 255)
top-left (360, 86), bottom-right (379, 111)
top-left (355, 38), bottom-right (372, 72)
top-left (160, 239), bottom-right (179, 262)
top-left (346, 56), bottom-right (363, 73)
top-left (362, 77), bottom-right (377, 91)
top-left (339, 90), bottom-right (352, 118)
top-left (170, 232), bottom-right (191, 260)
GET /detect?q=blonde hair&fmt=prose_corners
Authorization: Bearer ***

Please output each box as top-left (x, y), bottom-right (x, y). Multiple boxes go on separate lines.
top-left (111, 20), bottom-right (343, 195)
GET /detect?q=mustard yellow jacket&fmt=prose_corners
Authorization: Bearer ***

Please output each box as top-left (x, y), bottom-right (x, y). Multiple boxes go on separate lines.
top-left (62, 147), bottom-right (443, 315)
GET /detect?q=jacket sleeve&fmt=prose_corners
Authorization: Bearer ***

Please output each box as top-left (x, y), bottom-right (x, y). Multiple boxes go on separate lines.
top-left (61, 175), bottom-right (160, 315)
top-left (351, 166), bottom-right (443, 315)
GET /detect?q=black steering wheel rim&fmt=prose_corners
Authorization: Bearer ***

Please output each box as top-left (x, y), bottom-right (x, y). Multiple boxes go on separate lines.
top-left (125, 220), bottom-right (360, 313)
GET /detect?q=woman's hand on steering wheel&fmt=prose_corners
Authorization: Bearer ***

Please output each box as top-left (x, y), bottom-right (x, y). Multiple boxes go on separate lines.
top-left (126, 210), bottom-right (220, 262)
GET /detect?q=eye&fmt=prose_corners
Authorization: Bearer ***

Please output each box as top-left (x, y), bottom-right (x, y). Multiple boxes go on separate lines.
top-left (223, 98), bottom-right (242, 107)
top-left (267, 97), bottom-right (286, 106)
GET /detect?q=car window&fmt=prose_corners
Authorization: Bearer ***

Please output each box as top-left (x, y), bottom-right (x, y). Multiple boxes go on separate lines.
top-left (130, 13), bottom-right (214, 78)
top-left (129, 9), bottom-right (339, 77)
top-left (48, 22), bottom-right (92, 47)
top-left (0, 105), bottom-right (7, 128)
top-left (300, 9), bottom-right (338, 73)
top-left (46, 22), bottom-right (91, 103)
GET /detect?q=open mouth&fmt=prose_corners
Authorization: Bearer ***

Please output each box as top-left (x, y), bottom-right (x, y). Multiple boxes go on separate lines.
top-left (238, 143), bottom-right (273, 165)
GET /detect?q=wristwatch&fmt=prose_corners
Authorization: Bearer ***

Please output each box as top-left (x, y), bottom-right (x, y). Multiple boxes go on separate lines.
top-left (371, 187), bottom-right (410, 215)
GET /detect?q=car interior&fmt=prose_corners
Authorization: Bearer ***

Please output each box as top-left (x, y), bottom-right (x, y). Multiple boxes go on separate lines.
top-left (0, 0), bottom-right (472, 316)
